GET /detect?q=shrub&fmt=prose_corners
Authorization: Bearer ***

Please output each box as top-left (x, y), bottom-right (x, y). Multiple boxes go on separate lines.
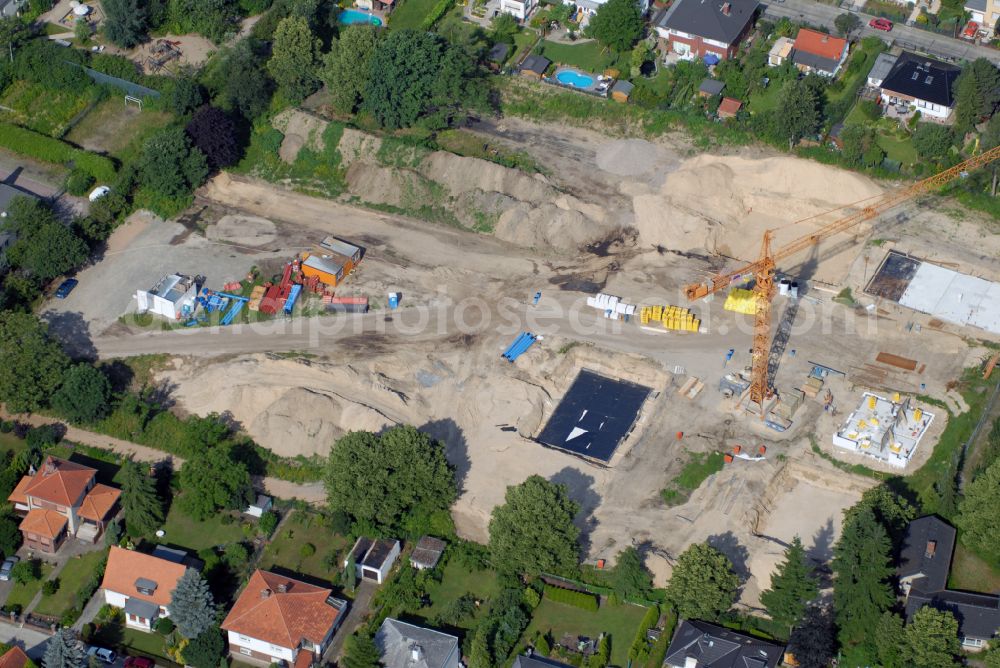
top-left (42, 579), bottom-right (59, 596)
top-left (0, 421), bottom-right (11, 433)
top-left (0, 123), bottom-right (115, 182)
top-left (259, 510), bottom-right (278, 536)
top-left (523, 587), bottom-right (541, 609)
top-left (300, 542), bottom-right (316, 558)
top-left (628, 604), bottom-right (661, 662)
top-left (26, 425), bottom-right (60, 449)
top-left (155, 617), bottom-right (175, 635)
top-left (420, 0), bottom-right (454, 29)
top-left (543, 584), bottom-right (599, 612)
top-left (80, 622), bottom-right (95, 643)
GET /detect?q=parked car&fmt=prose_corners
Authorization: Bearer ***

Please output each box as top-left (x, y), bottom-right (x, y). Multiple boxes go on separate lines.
top-left (0, 556), bottom-right (19, 581)
top-left (54, 278), bottom-right (78, 299)
top-left (124, 657), bottom-right (154, 668)
top-left (88, 185), bottom-right (111, 202)
top-left (87, 648), bottom-right (117, 665)
top-left (869, 17), bottom-right (893, 31)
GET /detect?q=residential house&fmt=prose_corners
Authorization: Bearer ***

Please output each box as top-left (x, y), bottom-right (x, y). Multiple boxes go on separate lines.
top-left (718, 97), bottom-right (743, 118)
top-left (899, 516), bottom-right (1000, 650)
top-left (867, 51), bottom-right (899, 88)
top-left (0, 646), bottom-right (31, 668)
top-left (653, 0), bottom-right (760, 62)
top-left (222, 570), bottom-right (348, 667)
top-left (568, 0), bottom-right (651, 18)
top-left (964, 0), bottom-right (997, 37)
top-left (512, 655), bottom-right (574, 668)
top-left (663, 619), bottom-right (785, 667)
top-left (791, 29), bottom-right (849, 76)
top-left (101, 546), bottom-right (192, 632)
top-left (878, 51), bottom-right (962, 121)
top-left (520, 55), bottom-right (551, 79)
top-left (409, 536), bottom-right (446, 571)
top-left (7, 456), bottom-right (120, 553)
top-left (500, 0), bottom-right (536, 20)
top-left (374, 618), bottom-right (460, 668)
top-left (767, 36), bottom-right (793, 66)
top-left (0, 0), bottom-right (26, 18)
top-left (345, 537), bottom-right (400, 584)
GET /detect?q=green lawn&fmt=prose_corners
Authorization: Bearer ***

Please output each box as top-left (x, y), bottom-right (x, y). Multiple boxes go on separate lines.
top-left (121, 628), bottom-right (177, 664)
top-left (388, 0), bottom-right (442, 30)
top-left (948, 542), bottom-right (1000, 593)
top-left (35, 548), bottom-right (108, 618)
top-left (748, 84), bottom-right (781, 113)
top-left (0, 432), bottom-right (26, 457)
top-left (0, 80), bottom-right (94, 138)
top-left (411, 561), bottom-right (499, 630)
top-left (876, 132), bottom-right (918, 166)
top-left (520, 598), bottom-right (649, 666)
top-left (5, 562), bottom-right (54, 611)
top-left (160, 504), bottom-right (247, 552)
top-left (511, 29), bottom-right (538, 64)
top-left (536, 40), bottom-right (627, 74)
top-left (258, 511), bottom-right (349, 582)
top-left (65, 97), bottom-right (173, 160)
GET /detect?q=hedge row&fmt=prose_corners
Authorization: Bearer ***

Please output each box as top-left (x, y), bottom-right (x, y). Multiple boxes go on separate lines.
top-left (419, 0), bottom-right (453, 29)
top-left (628, 604), bottom-right (661, 662)
top-left (0, 123), bottom-right (116, 182)
top-left (543, 584), bottom-right (599, 612)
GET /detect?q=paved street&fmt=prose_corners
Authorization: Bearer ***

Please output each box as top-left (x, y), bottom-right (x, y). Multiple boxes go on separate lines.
top-left (0, 624), bottom-right (53, 661)
top-left (763, 0), bottom-right (1000, 64)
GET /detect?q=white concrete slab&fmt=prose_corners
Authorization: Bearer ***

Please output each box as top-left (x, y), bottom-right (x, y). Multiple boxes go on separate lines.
top-left (898, 262), bottom-right (1000, 335)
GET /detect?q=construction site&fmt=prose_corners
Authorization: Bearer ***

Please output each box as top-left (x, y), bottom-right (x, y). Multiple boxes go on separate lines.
top-left (45, 117), bottom-right (1000, 603)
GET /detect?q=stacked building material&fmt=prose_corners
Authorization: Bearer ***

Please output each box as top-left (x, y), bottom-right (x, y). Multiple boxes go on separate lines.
top-left (328, 296), bottom-right (368, 313)
top-left (724, 288), bottom-right (758, 314)
top-left (639, 304), bottom-right (701, 332)
top-left (247, 285), bottom-right (266, 312)
top-left (585, 293), bottom-right (636, 320)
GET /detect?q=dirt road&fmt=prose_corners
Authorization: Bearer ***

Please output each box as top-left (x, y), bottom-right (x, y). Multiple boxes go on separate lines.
top-left (0, 408), bottom-right (325, 503)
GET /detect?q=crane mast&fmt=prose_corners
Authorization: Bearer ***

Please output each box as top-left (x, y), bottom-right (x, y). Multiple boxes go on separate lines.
top-left (685, 145), bottom-right (1000, 414)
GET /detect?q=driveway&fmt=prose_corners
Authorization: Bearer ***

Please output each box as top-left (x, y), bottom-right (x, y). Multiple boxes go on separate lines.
top-left (322, 581), bottom-right (377, 664)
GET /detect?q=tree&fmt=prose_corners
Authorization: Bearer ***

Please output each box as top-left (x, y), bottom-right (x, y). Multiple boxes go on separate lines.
top-left (862, 143), bottom-right (886, 168)
top-left (182, 627), bottom-right (224, 668)
top-left (911, 123), bottom-right (954, 160)
top-left (787, 605), bottom-right (836, 668)
top-left (168, 69), bottom-right (206, 116)
top-left (185, 106), bottom-right (240, 170)
top-left (630, 43), bottom-right (652, 78)
top-left (953, 57), bottom-right (1000, 131)
top-left (341, 635), bottom-right (380, 668)
top-left (168, 0), bottom-right (239, 43)
top-left (364, 30), bottom-right (484, 129)
top-left (10, 559), bottom-right (38, 585)
top-left (102, 0), bottom-right (148, 48)
top-left (325, 426), bottom-right (456, 536)
top-left (984, 644), bottom-right (1000, 668)
top-left (0, 313), bottom-right (68, 413)
top-left (588, 0), bottom-right (643, 52)
top-left (3, 198), bottom-right (87, 282)
top-left (489, 12), bottom-right (519, 43)
top-left (0, 17), bottom-right (31, 57)
top-left (488, 475), bottom-right (580, 576)
top-left (204, 39), bottom-right (272, 120)
top-left (319, 25), bottom-right (379, 114)
top-left (834, 12), bottom-right (860, 36)
top-left (664, 542), bottom-right (740, 621)
top-left (120, 457), bottom-right (164, 537)
top-left (267, 16), bottom-right (320, 103)
top-left (611, 546), bottom-right (652, 601)
top-left (760, 536), bottom-right (818, 630)
top-left (956, 458), bottom-right (1000, 557)
top-left (178, 443), bottom-right (253, 520)
top-left (0, 512), bottom-right (21, 558)
top-left (51, 364), bottom-right (112, 423)
top-left (776, 78), bottom-right (821, 148)
top-left (137, 126), bottom-right (209, 200)
top-left (74, 20), bottom-right (91, 44)
top-left (846, 484), bottom-right (917, 541)
top-left (832, 507), bottom-right (894, 654)
top-left (899, 607), bottom-right (960, 667)
top-left (874, 611), bottom-right (904, 668)
top-left (43, 629), bottom-right (85, 668)
top-left (840, 124), bottom-right (869, 166)
top-left (167, 569), bottom-right (216, 639)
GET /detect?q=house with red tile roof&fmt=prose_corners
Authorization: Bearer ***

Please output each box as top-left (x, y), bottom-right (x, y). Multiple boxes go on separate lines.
top-left (222, 570), bottom-right (348, 667)
top-left (791, 28), bottom-right (849, 77)
top-left (101, 546), bottom-right (192, 632)
top-left (7, 457), bottom-right (120, 553)
top-left (0, 646), bottom-right (33, 668)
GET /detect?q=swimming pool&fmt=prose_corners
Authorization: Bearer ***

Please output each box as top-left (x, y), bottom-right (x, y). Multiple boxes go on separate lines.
top-left (338, 8), bottom-right (383, 25)
top-left (555, 68), bottom-right (596, 89)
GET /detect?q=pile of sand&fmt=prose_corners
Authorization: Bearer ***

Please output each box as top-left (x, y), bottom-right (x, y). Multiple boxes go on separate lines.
top-left (273, 109), bottom-right (329, 164)
top-left (345, 163), bottom-right (436, 208)
top-left (595, 138), bottom-right (670, 177)
top-left (337, 127), bottom-right (382, 167)
top-left (632, 154), bottom-right (884, 280)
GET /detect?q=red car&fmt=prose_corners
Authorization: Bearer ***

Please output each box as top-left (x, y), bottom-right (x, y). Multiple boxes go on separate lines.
top-left (869, 17), bottom-right (894, 31)
top-left (124, 657), bottom-right (155, 668)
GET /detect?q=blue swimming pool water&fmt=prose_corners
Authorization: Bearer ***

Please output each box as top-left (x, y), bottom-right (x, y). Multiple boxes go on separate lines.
top-left (556, 69), bottom-right (595, 88)
top-left (339, 9), bottom-right (383, 25)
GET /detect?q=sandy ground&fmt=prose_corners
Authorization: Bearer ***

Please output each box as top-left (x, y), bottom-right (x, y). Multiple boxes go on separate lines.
top-left (67, 116), bottom-right (1000, 602)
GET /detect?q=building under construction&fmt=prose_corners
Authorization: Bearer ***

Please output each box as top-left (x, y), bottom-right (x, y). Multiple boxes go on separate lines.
top-left (832, 391), bottom-right (934, 468)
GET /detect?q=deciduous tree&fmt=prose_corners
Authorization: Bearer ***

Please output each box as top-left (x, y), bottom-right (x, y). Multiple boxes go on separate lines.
top-left (0, 511), bottom-right (21, 558)
top-left (761, 536), bottom-right (818, 630)
top-left (341, 635), bottom-right (380, 668)
top-left (267, 16), bottom-right (320, 103)
top-left (874, 611), bottom-right (904, 667)
top-left (834, 12), bottom-right (860, 35)
top-left (899, 607), bottom-right (960, 667)
top-left (912, 123), bottom-right (954, 160)
top-left (102, 0), bottom-right (149, 48)
top-left (664, 542), bottom-right (740, 621)
top-left (185, 106), bottom-right (240, 170)
top-left (488, 475), bottom-right (580, 576)
top-left (178, 442), bottom-right (253, 520)
top-left (0, 313), bottom-right (68, 413)
top-left (787, 605), bottom-right (836, 668)
top-left (182, 626), bottom-right (224, 668)
top-left (325, 426), bottom-right (456, 536)
top-left (167, 569), bottom-right (216, 639)
top-left (205, 39), bottom-right (273, 120)
top-left (137, 126), bottom-right (209, 200)
top-left (832, 507), bottom-right (894, 655)
top-left (51, 364), bottom-right (112, 423)
top-left (956, 458), bottom-right (1000, 558)
top-left (320, 25), bottom-right (379, 114)
top-left (776, 77), bottom-right (821, 148)
top-left (120, 456), bottom-right (164, 537)
top-left (588, 0), bottom-right (643, 52)
top-left (611, 546), bottom-right (652, 601)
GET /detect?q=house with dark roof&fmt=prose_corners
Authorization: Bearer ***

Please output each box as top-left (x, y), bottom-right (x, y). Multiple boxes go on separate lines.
top-left (652, 0), bottom-right (760, 61)
top-left (664, 620), bottom-right (784, 667)
top-left (345, 537), bottom-right (400, 584)
top-left (222, 570), bottom-right (348, 667)
top-left (878, 51), bottom-right (962, 121)
top-left (374, 618), bottom-right (459, 668)
top-left (7, 456), bottom-right (120, 553)
top-left (512, 654), bottom-right (574, 668)
top-left (102, 546), bottom-right (192, 632)
top-left (898, 516), bottom-right (1000, 651)
top-left (790, 29), bottom-right (849, 77)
